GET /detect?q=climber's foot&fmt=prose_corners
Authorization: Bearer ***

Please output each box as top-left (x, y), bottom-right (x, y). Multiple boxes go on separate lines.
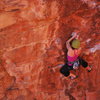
top-left (87, 65), bottom-right (93, 72)
top-left (69, 75), bottom-right (78, 80)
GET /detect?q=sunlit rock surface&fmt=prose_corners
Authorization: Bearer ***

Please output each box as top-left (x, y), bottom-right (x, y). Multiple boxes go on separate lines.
top-left (0, 0), bottom-right (100, 100)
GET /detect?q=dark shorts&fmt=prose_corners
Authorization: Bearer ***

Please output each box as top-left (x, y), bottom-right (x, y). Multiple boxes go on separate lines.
top-left (60, 58), bottom-right (88, 77)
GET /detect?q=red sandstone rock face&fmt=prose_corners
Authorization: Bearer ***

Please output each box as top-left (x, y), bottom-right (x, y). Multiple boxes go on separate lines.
top-left (0, 0), bottom-right (100, 100)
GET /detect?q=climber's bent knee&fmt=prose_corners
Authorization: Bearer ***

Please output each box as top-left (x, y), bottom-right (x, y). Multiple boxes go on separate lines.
top-left (79, 58), bottom-right (88, 68)
top-left (60, 64), bottom-right (70, 77)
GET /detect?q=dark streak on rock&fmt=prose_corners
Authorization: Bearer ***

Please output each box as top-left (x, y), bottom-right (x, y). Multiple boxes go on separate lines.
top-left (7, 9), bottom-right (20, 12)
top-left (65, 89), bottom-right (76, 100)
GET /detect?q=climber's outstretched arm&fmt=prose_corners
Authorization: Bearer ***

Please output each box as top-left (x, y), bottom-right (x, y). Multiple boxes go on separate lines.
top-left (66, 34), bottom-right (77, 49)
top-left (66, 41), bottom-right (71, 50)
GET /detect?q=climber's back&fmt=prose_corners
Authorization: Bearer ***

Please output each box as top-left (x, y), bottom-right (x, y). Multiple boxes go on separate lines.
top-left (66, 38), bottom-right (81, 55)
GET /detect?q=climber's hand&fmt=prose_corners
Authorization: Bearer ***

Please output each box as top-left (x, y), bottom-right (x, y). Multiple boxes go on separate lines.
top-left (72, 32), bottom-right (77, 38)
top-left (76, 34), bottom-right (79, 39)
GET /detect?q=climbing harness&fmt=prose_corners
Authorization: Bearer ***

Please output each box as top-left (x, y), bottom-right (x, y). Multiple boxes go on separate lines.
top-left (67, 59), bottom-right (80, 70)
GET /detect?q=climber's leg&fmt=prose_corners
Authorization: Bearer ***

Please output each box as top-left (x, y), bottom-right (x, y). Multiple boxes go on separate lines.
top-left (69, 73), bottom-right (78, 79)
top-left (79, 58), bottom-right (92, 72)
top-left (60, 64), bottom-right (77, 79)
top-left (60, 64), bottom-right (70, 77)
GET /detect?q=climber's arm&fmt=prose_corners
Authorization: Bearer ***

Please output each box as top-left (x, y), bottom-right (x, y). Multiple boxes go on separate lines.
top-left (66, 41), bottom-right (71, 49)
top-left (66, 34), bottom-right (76, 49)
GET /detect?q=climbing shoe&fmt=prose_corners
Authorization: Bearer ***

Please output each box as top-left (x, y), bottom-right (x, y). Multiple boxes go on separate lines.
top-left (88, 65), bottom-right (93, 72)
top-left (69, 75), bottom-right (78, 80)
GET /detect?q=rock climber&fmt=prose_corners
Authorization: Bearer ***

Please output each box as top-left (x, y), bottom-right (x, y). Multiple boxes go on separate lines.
top-left (60, 32), bottom-right (92, 79)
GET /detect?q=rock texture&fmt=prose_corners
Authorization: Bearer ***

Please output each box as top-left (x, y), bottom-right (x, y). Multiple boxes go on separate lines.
top-left (0, 0), bottom-right (100, 100)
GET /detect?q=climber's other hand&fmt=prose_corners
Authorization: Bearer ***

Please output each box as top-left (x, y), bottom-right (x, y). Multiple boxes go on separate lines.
top-left (72, 32), bottom-right (77, 38)
top-left (76, 34), bottom-right (79, 39)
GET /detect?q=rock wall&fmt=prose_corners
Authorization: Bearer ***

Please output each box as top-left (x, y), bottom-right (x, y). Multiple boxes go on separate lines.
top-left (0, 0), bottom-right (100, 100)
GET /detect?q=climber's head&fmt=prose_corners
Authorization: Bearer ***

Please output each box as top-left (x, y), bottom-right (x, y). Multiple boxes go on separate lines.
top-left (71, 39), bottom-right (80, 49)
